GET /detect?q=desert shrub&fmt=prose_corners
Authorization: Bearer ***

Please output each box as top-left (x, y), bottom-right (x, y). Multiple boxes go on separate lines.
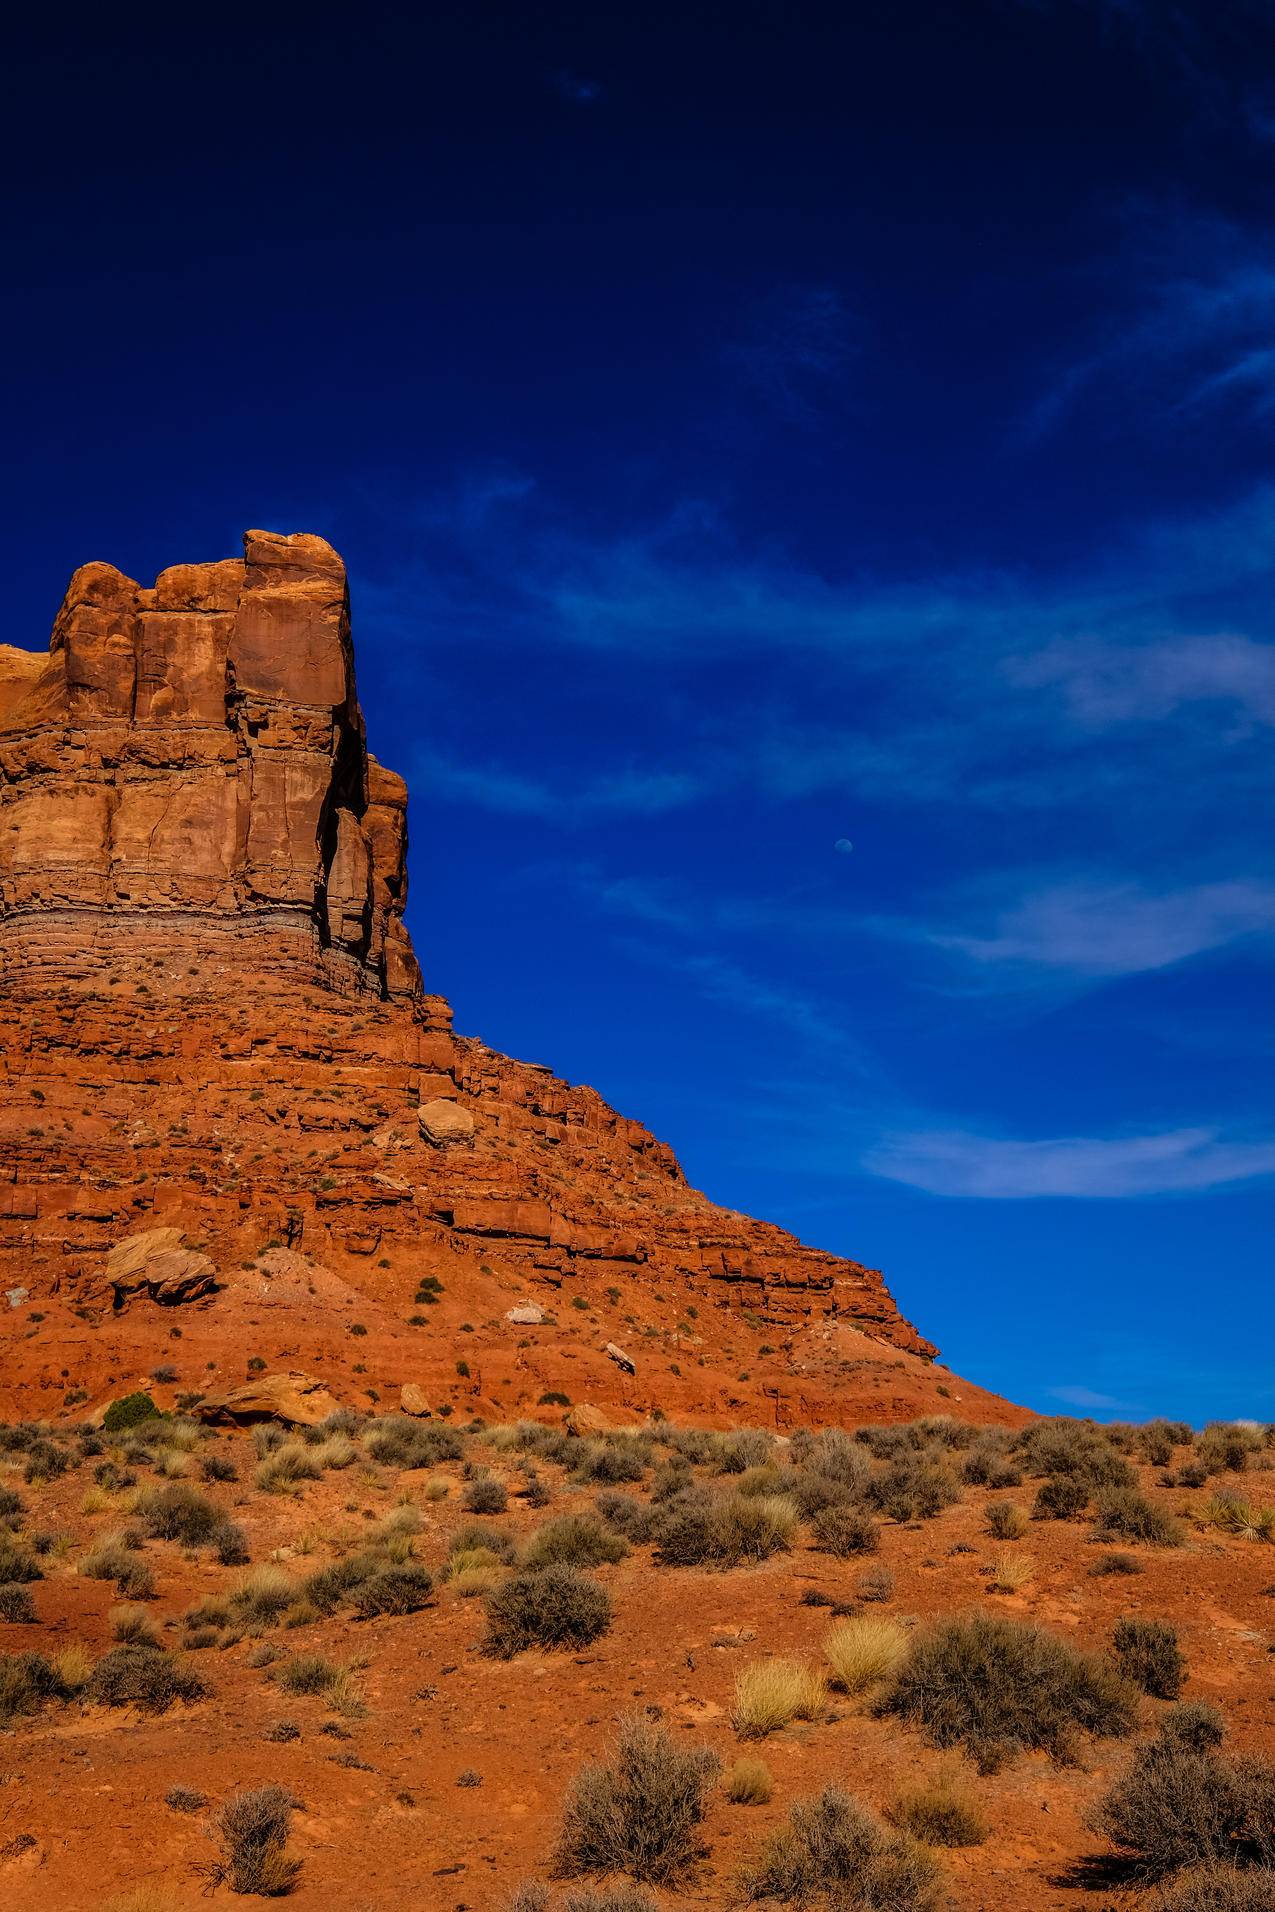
top-left (137, 1483), bottom-right (222, 1546)
top-left (654, 1491), bottom-right (797, 1568)
top-left (166, 1786), bottom-right (208, 1812)
top-left (0, 1650), bottom-right (65, 1721)
top-left (594, 1492), bottom-right (657, 1543)
top-left (734, 1658), bottom-right (826, 1737)
top-left (796, 1428), bottom-right (872, 1488)
top-left (463, 1474), bottom-right (509, 1515)
top-left (856, 1564), bottom-right (895, 1603)
top-left (1113, 1617), bottom-right (1185, 1698)
top-left (364, 1417), bottom-right (463, 1469)
top-left (574, 1438), bottom-right (648, 1485)
top-left (300, 1553), bottom-right (378, 1616)
top-left (960, 1429), bottom-right (1020, 1487)
top-left (214, 1521), bottom-right (251, 1567)
top-left (1033, 1474), bottom-right (1089, 1520)
top-left (522, 1515), bottom-right (628, 1571)
top-left (111, 1604), bottom-right (160, 1646)
top-left (1091, 1731), bottom-right (1275, 1879)
top-left (1198, 1423), bottom-right (1260, 1477)
top-left (878, 1612), bottom-right (1139, 1772)
top-left (812, 1504), bottom-right (878, 1556)
top-left (0, 1486), bottom-right (24, 1523)
top-left (739, 1787), bottom-right (939, 1909)
top-left (449, 1522), bottom-right (517, 1564)
top-left (986, 1501), bottom-right (1028, 1539)
top-left (1158, 1869), bottom-right (1275, 1912)
top-left (88, 1644), bottom-right (207, 1712)
top-left (205, 1785), bottom-right (301, 1896)
top-left (201, 1453), bottom-right (238, 1483)
top-left (888, 1765), bottom-right (987, 1847)
top-left (868, 1455), bottom-right (960, 1522)
top-left (725, 1757), bottom-right (773, 1805)
top-left (102, 1392), bottom-right (159, 1434)
top-left (0, 1583), bottom-right (35, 1623)
top-left (255, 1443), bottom-right (322, 1492)
top-left (1160, 1702), bottom-right (1226, 1751)
top-left (1092, 1488), bottom-right (1184, 1547)
top-left (651, 1457), bottom-right (695, 1502)
top-left (555, 1714), bottom-right (720, 1883)
top-left (23, 1437), bottom-right (71, 1483)
top-left (81, 1536), bottom-right (155, 1599)
top-left (1139, 1420), bottom-right (1192, 1467)
top-left (483, 1565), bottom-right (612, 1657)
top-left (0, 1539), bottom-right (42, 1584)
top-left (275, 1653), bottom-right (340, 1696)
top-left (716, 1430), bottom-right (774, 1475)
top-left (1014, 1419), bottom-right (1134, 1491)
top-left (351, 1563), bottom-right (433, 1617)
top-left (1088, 1554), bottom-right (1144, 1585)
top-left (824, 1617), bottom-right (907, 1694)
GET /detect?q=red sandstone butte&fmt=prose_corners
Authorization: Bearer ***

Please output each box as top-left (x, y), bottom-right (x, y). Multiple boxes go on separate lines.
top-left (0, 532), bottom-right (1022, 1428)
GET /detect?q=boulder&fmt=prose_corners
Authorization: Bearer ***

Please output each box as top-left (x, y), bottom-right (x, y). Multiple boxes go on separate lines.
top-left (605, 1341), bottom-right (636, 1375)
top-left (191, 1370), bottom-right (342, 1428)
top-left (399, 1383), bottom-right (433, 1417)
top-left (565, 1401), bottom-right (645, 1436)
top-left (506, 1303), bottom-right (545, 1326)
top-left (82, 1228), bottom-right (218, 1311)
top-left (418, 1097), bottom-right (476, 1146)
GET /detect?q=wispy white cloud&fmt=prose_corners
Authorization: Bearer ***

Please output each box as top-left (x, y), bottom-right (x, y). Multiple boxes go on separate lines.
top-left (414, 751), bottom-right (704, 820)
top-left (863, 1124), bottom-right (1275, 1198)
top-left (1048, 1384), bottom-right (1140, 1412)
top-left (932, 878), bottom-right (1275, 979)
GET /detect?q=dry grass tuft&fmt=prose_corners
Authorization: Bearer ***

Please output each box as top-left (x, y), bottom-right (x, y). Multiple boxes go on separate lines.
top-left (734, 1658), bottom-right (827, 1737)
top-left (824, 1617), bottom-right (907, 1695)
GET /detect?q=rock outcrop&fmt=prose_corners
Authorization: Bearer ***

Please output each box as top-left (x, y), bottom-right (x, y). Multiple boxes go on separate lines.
top-left (0, 530), bottom-right (419, 1000)
top-left (0, 532), bottom-right (1016, 1430)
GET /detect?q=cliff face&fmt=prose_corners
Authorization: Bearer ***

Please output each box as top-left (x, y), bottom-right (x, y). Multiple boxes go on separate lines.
top-left (0, 530), bottom-right (418, 999)
top-left (0, 533), bottom-right (1016, 1429)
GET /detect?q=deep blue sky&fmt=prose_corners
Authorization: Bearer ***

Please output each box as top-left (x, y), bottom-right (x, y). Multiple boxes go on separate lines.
top-left (6, 1), bottom-right (1274, 1424)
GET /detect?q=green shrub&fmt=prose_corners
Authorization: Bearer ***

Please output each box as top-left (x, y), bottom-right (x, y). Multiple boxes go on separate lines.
top-left (483, 1566), bottom-right (612, 1657)
top-left (88, 1644), bottom-right (207, 1712)
top-left (878, 1611), bottom-right (1139, 1772)
top-left (739, 1787), bottom-right (938, 1908)
top-left (1113, 1617), bottom-right (1185, 1699)
top-left (555, 1714), bottom-right (720, 1884)
top-left (102, 1392), bottom-right (160, 1434)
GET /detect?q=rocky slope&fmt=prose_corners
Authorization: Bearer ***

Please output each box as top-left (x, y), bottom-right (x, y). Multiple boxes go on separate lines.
top-left (0, 532), bottom-right (1018, 1428)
